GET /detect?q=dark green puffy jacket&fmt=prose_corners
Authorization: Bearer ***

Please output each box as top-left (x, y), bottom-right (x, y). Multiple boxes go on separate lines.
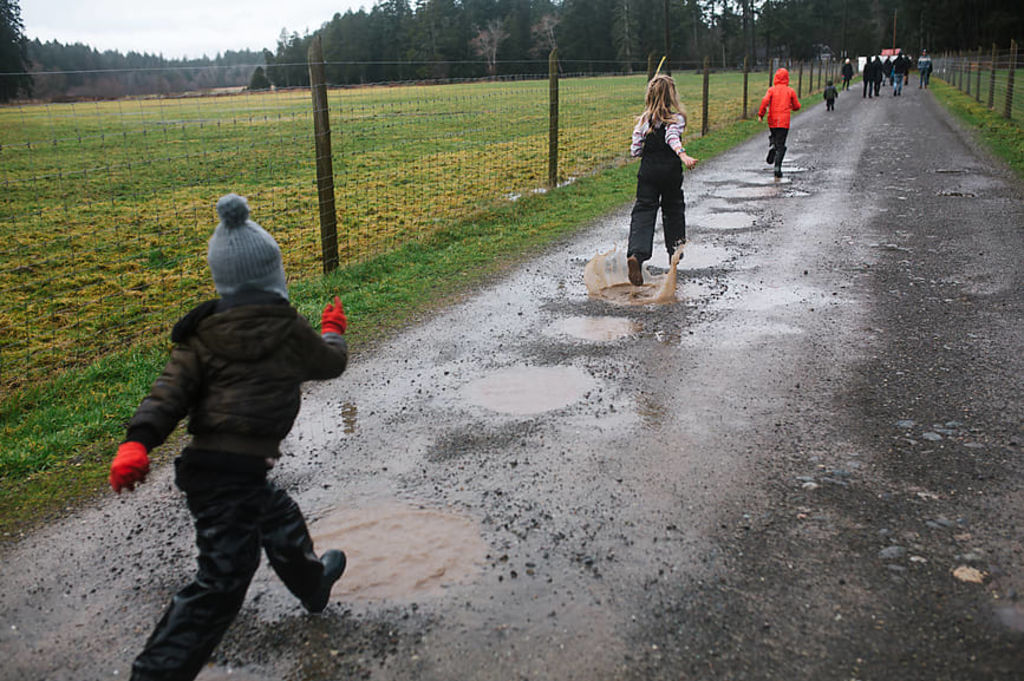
top-left (126, 292), bottom-right (348, 461)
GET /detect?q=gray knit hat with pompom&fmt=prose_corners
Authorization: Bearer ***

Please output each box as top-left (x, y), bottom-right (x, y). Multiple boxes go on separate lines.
top-left (207, 193), bottom-right (288, 300)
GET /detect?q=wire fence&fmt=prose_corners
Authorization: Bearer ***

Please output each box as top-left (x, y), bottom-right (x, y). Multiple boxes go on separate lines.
top-left (933, 41), bottom-right (1023, 120)
top-left (1, 55), bottom-right (835, 396)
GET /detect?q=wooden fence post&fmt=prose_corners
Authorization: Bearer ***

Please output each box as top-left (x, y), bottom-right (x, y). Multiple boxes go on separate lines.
top-left (647, 53), bottom-right (656, 81)
top-left (975, 46), bottom-right (983, 102)
top-left (797, 62), bottom-right (804, 97)
top-left (1006, 40), bottom-right (1017, 119)
top-left (702, 57), bottom-right (710, 137)
top-left (307, 35), bottom-right (338, 273)
top-left (988, 43), bottom-right (997, 109)
top-left (548, 48), bottom-right (559, 189)
top-left (742, 55), bottom-right (749, 119)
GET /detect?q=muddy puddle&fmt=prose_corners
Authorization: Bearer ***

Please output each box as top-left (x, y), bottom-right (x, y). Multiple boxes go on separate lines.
top-left (307, 502), bottom-right (488, 603)
top-left (545, 315), bottom-right (639, 342)
top-left (697, 212), bottom-right (757, 231)
top-left (583, 247), bottom-right (682, 305)
top-left (461, 365), bottom-right (596, 414)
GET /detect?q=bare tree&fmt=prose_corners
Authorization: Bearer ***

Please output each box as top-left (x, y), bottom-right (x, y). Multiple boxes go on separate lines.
top-left (470, 19), bottom-right (509, 76)
top-left (530, 13), bottom-right (559, 57)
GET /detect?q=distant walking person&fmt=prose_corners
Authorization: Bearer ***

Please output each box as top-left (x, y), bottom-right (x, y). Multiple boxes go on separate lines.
top-left (841, 58), bottom-right (854, 90)
top-left (626, 74), bottom-right (698, 286)
top-left (759, 67), bottom-right (802, 179)
top-left (824, 80), bottom-right (839, 111)
top-left (863, 57), bottom-right (876, 98)
top-left (882, 56), bottom-right (893, 86)
top-left (893, 51), bottom-right (908, 95)
top-left (872, 56), bottom-right (884, 96)
top-left (918, 50), bottom-right (933, 88)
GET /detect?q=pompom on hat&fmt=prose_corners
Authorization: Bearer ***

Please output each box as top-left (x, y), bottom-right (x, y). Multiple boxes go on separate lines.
top-left (207, 193), bottom-right (289, 300)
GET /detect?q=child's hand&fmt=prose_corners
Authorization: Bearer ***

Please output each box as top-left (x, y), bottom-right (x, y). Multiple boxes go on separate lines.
top-left (110, 442), bottom-right (149, 493)
top-left (680, 153), bottom-right (698, 170)
top-left (321, 296), bottom-right (348, 335)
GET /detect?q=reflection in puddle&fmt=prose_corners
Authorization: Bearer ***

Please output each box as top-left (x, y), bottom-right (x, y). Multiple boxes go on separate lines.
top-left (547, 316), bottom-right (639, 341)
top-left (462, 365), bottom-right (596, 414)
top-left (713, 185), bottom-right (781, 199)
top-left (310, 503), bottom-right (487, 602)
top-left (713, 284), bottom-right (820, 312)
top-left (698, 212), bottom-right (757, 231)
top-left (584, 247), bottom-right (682, 306)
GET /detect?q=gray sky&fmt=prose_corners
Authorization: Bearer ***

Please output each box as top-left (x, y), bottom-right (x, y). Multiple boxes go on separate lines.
top-left (21, 0), bottom-right (372, 60)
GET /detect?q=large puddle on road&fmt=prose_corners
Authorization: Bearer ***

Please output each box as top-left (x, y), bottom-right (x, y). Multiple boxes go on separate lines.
top-left (697, 212), bottom-right (757, 231)
top-left (309, 503), bottom-right (487, 603)
top-left (546, 315), bottom-right (639, 341)
top-left (461, 365), bottom-right (596, 414)
top-left (583, 247), bottom-right (682, 305)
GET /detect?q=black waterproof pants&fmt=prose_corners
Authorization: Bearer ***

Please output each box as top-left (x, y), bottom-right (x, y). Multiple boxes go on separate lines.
top-left (628, 158), bottom-right (686, 263)
top-left (130, 455), bottom-right (325, 681)
top-left (769, 127), bottom-right (789, 171)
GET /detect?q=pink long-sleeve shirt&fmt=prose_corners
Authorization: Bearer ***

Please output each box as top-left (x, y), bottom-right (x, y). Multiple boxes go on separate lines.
top-left (630, 114), bottom-right (686, 157)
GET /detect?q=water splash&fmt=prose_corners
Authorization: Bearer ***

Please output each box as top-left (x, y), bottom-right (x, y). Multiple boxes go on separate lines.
top-left (583, 246), bottom-right (682, 306)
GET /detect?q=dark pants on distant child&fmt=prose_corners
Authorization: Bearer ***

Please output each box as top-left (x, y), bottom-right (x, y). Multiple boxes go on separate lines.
top-left (767, 127), bottom-right (789, 174)
top-left (826, 97), bottom-right (836, 111)
top-left (628, 137), bottom-right (686, 263)
top-left (131, 452), bottom-right (327, 681)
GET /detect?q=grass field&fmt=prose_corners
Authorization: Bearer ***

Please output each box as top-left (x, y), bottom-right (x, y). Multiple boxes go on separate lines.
top-left (0, 69), bottom-right (777, 527)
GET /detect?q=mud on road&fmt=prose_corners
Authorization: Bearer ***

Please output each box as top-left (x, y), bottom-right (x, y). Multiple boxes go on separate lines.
top-left (1, 86), bottom-right (1022, 680)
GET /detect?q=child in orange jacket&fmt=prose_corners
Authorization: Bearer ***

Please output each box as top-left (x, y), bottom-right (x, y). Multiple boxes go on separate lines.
top-left (758, 68), bottom-right (801, 178)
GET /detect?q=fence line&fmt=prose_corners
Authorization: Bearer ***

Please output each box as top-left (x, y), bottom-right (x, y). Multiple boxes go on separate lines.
top-left (934, 42), bottom-right (1022, 120)
top-left (1, 56), bottom-right (831, 396)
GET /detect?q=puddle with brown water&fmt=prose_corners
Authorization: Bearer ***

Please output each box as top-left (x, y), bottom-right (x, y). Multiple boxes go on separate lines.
top-left (584, 247), bottom-right (682, 306)
top-left (546, 316), bottom-right (639, 341)
top-left (461, 365), bottom-right (596, 414)
top-left (308, 502), bottom-right (487, 603)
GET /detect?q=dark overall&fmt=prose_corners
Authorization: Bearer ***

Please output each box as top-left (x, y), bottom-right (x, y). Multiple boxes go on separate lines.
top-left (628, 124), bottom-right (686, 263)
top-left (130, 451), bottom-right (326, 681)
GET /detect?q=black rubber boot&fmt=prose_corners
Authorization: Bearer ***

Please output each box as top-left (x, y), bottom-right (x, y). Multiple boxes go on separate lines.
top-left (774, 145), bottom-right (786, 178)
top-left (302, 550), bottom-right (347, 613)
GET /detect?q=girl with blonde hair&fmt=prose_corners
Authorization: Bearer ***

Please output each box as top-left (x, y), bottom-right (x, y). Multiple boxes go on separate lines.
top-left (627, 74), bottom-right (698, 286)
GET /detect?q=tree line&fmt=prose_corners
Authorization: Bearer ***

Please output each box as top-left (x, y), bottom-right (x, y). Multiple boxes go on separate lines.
top-left (2, 0), bottom-right (1022, 102)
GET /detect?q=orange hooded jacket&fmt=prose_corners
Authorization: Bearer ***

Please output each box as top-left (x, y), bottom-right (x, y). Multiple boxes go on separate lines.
top-left (758, 68), bottom-right (801, 128)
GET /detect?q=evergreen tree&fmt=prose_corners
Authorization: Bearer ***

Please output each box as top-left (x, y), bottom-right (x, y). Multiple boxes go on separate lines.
top-left (248, 66), bottom-right (271, 90)
top-left (0, 0), bottom-right (32, 101)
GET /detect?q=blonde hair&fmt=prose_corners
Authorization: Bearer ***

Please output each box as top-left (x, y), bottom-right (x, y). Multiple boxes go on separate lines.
top-left (639, 74), bottom-right (687, 130)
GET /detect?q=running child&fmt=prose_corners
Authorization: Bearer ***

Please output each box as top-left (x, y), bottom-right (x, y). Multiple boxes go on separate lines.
top-left (626, 74), bottom-right (698, 286)
top-left (109, 193), bottom-right (351, 681)
top-left (759, 67), bottom-right (802, 178)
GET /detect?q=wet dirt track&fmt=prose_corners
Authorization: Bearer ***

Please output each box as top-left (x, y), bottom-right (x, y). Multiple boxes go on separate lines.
top-left (2, 85), bottom-right (1023, 681)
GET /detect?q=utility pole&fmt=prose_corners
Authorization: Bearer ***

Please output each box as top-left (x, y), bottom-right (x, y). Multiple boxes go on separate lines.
top-left (664, 0), bottom-right (672, 73)
top-left (892, 10), bottom-right (897, 50)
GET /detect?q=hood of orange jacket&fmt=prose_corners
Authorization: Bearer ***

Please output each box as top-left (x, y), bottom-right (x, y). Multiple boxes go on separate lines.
top-left (773, 68), bottom-right (789, 86)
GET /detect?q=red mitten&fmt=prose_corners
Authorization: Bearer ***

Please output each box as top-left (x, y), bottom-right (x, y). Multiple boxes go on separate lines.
top-left (110, 442), bottom-right (150, 493)
top-left (321, 296), bottom-right (348, 335)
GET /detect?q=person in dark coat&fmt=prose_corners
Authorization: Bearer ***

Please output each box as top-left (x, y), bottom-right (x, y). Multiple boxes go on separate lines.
top-left (109, 193), bottom-right (351, 681)
top-left (841, 58), bottom-right (854, 90)
top-left (863, 57), bottom-right (876, 98)
top-left (872, 56), bottom-right (884, 96)
top-left (893, 52), bottom-right (909, 95)
top-left (882, 56), bottom-right (893, 85)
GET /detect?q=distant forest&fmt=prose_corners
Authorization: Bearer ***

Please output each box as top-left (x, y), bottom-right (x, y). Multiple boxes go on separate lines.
top-left (11, 0), bottom-right (1024, 101)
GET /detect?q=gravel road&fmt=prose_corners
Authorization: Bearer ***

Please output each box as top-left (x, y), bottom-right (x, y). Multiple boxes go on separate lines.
top-left (1, 81), bottom-right (1022, 681)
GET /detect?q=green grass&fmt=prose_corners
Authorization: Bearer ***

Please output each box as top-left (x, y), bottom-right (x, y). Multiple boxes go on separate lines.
top-left (930, 78), bottom-right (1024, 180)
top-left (0, 115), bottom-right (765, 538)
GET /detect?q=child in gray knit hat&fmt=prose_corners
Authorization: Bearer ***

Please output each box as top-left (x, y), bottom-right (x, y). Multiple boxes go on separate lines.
top-left (109, 193), bottom-right (352, 681)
